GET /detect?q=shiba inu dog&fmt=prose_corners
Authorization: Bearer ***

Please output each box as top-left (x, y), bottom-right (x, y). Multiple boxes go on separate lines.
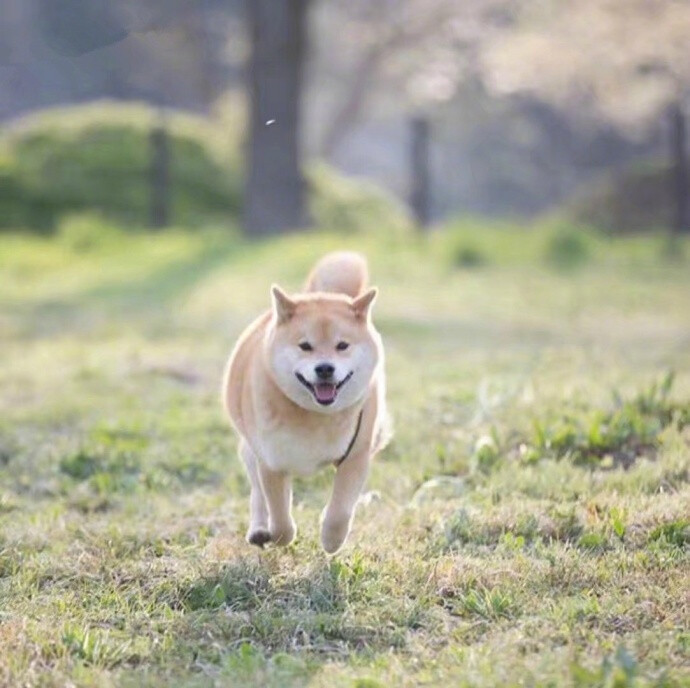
top-left (222, 252), bottom-right (389, 553)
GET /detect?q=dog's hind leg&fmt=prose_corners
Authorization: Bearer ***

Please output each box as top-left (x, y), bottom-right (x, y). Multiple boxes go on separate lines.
top-left (240, 441), bottom-right (271, 547)
top-left (258, 463), bottom-right (296, 546)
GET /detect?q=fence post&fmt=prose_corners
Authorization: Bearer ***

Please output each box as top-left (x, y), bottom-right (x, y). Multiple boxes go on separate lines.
top-left (669, 102), bottom-right (689, 235)
top-left (150, 112), bottom-right (171, 229)
top-left (409, 116), bottom-right (431, 229)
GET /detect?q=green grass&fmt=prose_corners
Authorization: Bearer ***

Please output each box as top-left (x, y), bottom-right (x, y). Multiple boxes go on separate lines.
top-left (0, 221), bottom-right (689, 687)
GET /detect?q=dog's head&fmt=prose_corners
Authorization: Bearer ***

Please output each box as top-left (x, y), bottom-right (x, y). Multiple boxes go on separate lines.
top-left (264, 285), bottom-right (381, 414)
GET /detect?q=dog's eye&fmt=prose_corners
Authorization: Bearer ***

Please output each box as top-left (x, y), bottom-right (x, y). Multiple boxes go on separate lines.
top-left (298, 342), bottom-right (313, 352)
top-left (336, 341), bottom-right (349, 351)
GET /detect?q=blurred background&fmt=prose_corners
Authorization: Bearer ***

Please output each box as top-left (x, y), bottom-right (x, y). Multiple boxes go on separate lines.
top-left (1, 0), bottom-right (688, 237)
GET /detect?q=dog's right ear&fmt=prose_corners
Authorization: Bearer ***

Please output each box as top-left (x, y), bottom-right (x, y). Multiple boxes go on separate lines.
top-left (271, 284), bottom-right (297, 324)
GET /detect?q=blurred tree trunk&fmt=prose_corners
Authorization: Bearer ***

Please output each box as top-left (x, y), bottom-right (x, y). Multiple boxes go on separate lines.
top-left (669, 102), bottom-right (689, 235)
top-left (244, 0), bottom-right (310, 236)
top-left (410, 116), bottom-right (431, 229)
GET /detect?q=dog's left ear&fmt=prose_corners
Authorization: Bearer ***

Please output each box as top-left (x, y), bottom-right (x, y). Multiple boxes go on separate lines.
top-left (271, 284), bottom-right (297, 324)
top-left (351, 287), bottom-right (378, 320)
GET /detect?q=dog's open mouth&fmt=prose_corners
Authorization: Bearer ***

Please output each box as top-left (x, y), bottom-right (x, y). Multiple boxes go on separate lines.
top-left (296, 371), bottom-right (353, 406)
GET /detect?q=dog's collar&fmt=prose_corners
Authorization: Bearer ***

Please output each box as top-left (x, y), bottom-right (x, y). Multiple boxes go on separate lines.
top-left (335, 409), bottom-right (364, 467)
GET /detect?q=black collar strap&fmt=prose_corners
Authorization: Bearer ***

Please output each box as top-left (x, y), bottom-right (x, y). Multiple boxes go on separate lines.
top-left (335, 410), bottom-right (364, 467)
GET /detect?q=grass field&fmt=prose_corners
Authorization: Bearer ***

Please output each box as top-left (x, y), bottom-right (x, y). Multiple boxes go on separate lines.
top-left (0, 220), bottom-right (688, 687)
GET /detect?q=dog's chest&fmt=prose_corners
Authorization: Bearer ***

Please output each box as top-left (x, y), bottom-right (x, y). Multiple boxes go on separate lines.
top-left (255, 414), bottom-right (356, 475)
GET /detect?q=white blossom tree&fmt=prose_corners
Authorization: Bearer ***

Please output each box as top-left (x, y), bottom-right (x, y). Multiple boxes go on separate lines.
top-left (482, 0), bottom-right (690, 232)
top-left (314, 0), bottom-right (522, 158)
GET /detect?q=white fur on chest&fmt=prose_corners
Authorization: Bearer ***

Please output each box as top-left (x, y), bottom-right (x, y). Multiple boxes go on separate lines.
top-left (255, 418), bottom-right (356, 476)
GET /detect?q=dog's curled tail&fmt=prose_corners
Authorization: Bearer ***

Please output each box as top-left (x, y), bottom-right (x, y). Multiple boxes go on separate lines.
top-left (304, 251), bottom-right (368, 298)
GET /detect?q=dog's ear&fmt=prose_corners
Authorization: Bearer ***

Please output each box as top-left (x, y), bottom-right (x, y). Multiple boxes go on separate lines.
top-left (351, 287), bottom-right (378, 320)
top-left (271, 284), bottom-right (297, 324)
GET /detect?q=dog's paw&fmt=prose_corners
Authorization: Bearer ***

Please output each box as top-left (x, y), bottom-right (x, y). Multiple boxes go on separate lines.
top-left (270, 520), bottom-right (296, 547)
top-left (246, 527), bottom-right (272, 548)
top-left (320, 517), bottom-right (350, 554)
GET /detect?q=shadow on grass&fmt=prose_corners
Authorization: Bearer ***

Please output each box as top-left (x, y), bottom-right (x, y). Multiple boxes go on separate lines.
top-left (81, 239), bottom-right (240, 309)
top-left (163, 556), bottom-right (408, 672)
top-left (8, 239), bottom-right (241, 338)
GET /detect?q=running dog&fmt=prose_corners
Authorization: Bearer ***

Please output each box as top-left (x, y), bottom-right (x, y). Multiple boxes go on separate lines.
top-left (222, 252), bottom-right (389, 553)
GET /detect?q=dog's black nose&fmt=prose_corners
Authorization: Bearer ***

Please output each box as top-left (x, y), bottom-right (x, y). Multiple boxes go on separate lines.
top-left (315, 363), bottom-right (335, 380)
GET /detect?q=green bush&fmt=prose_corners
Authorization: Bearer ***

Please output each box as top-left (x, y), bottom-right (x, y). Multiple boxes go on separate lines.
top-left (543, 224), bottom-right (593, 269)
top-left (434, 217), bottom-right (597, 268)
top-left (57, 212), bottom-right (125, 252)
top-left (0, 101), bottom-right (242, 231)
top-left (1, 103), bottom-right (416, 237)
top-left (453, 244), bottom-right (487, 268)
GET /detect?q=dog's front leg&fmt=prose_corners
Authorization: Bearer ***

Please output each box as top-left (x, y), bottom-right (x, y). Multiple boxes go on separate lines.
top-left (321, 450), bottom-right (370, 554)
top-left (240, 441), bottom-right (271, 547)
top-left (258, 462), bottom-right (296, 546)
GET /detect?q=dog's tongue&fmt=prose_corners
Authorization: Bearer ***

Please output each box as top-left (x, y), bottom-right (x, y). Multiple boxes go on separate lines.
top-left (314, 383), bottom-right (337, 403)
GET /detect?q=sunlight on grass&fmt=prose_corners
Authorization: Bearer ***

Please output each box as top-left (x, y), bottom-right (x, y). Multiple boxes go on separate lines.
top-left (0, 221), bottom-right (688, 686)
